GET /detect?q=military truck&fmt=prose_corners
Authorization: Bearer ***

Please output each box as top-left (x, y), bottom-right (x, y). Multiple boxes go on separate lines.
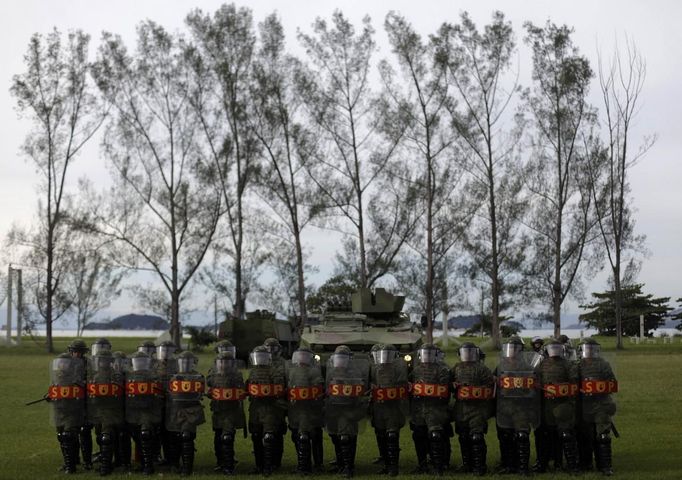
top-left (299, 287), bottom-right (423, 362)
top-left (218, 310), bottom-right (300, 360)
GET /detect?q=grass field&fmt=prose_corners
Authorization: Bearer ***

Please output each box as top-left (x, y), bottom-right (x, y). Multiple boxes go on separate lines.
top-left (0, 336), bottom-right (681, 479)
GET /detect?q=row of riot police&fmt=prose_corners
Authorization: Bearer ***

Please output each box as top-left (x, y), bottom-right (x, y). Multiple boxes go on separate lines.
top-left (48, 335), bottom-right (616, 477)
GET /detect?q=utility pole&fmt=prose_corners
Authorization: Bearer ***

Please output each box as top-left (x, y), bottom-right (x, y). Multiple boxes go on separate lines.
top-left (6, 265), bottom-right (13, 343)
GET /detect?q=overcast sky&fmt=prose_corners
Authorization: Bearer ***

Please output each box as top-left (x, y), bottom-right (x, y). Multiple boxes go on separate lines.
top-left (1, 0), bottom-right (680, 322)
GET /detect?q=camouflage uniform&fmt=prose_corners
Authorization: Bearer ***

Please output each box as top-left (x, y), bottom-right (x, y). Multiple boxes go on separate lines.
top-left (247, 345), bottom-right (287, 476)
top-left (166, 351), bottom-right (206, 476)
top-left (49, 353), bottom-right (86, 474)
top-left (370, 344), bottom-right (408, 476)
top-left (409, 344), bottom-right (451, 475)
top-left (577, 339), bottom-right (617, 475)
top-left (208, 351), bottom-right (246, 475)
top-left (125, 351), bottom-right (162, 475)
top-left (325, 345), bottom-right (369, 479)
top-left (368, 343), bottom-right (386, 466)
top-left (208, 339), bottom-right (237, 470)
top-left (451, 343), bottom-right (494, 475)
top-left (68, 338), bottom-right (94, 470)
top-left (286, 348), bottom-right (325, 474)
top-left (263, 338), bottom-right (287, 469)
top-left (155, 341), bottom-right (177, 465)
top-left (534, 339), bottom-right (580, 474)
top-left (111, 351), bottom-right (132, 470)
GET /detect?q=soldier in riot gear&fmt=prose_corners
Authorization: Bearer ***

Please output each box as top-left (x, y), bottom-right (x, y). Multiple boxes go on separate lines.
top-left (409, 343), bottom-right (451, 475)
top-left (577, 338), bottom-right (617, 475)
top-left (370, 344), bottom-right (408, 476)
top-left (495, 336), bottom-right (542, 476)
top-left (325, 345), bottom-right (369, 478)
top-left (368, 343), bottom-right (387, 468)
top-left (534, 339), bottom-right (580, 474)
top-left (50, 352), bottom-right (86, 473)
top-left (126, 351), bottom-right (162, 475)
top-left (263, 337), bottom-right (287, 468)
top-left (208, 350), bottom-right (247, 475)
top-left (137, 341), bottom-right (156, 357)
top-left (451, 342), bottom-right (494, 476)
top-left (247, 345), bottom-right (287, 476)
top-left (165, 351), bottom-right (206, 476)
top-left (111, 351), bottom-right (132, 471)
top-left (155, 340), bottom-right (178, 465)
top-left (91, 337), bottom-right (112, 356)
top-left (286, 347), bottom-right (325, 475)
top-left (67, 338), bottom-right (93, 471)
top-left (86, 349), bottom-right (124, 476)
top-left (531, 337), bottom-right (544, 355)
top-left (215, 339), bottom-right (237, 356)
top-left (558, 335), bottom-right (578, 362)
top-left (208, 339), bottom-right (238, 470)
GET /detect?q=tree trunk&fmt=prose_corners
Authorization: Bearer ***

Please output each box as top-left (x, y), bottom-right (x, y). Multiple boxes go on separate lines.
top-left (294, 228), bottom-right (307, 333)
top-left (46, 231), bottom-right (54, 353)
top-left (488, 163), bottom-right (501, 350)
top-left (171, 289), bottom-right (180, 348)
top-left (425, 161), bottom-right (434, 345)
top-left (614, 260), bottom-right (624, 349)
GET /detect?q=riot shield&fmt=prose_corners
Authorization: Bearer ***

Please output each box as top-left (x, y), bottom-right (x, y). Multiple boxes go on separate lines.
top-left (87, 354), bottom-right (124, 425)
top-left (166, 372), bottom-right (206, 432)
top-left (49, 357), bottom-right (86, 428)
top-left (580, 352), bottom-right (617, 426)
top-left (495, 351), bottom-right (541, 430)
top-left (325, 357), bottom-right (370, 435)
top-left (208, 367), bottom-right (246, 432)
top-left (452, 361), bottom-right (495, 424)
top-left (370, 357), bottom-right (410, 430)
top-left (286, 361), bottom-right (325, 431)
top-left (125, 368), bottom-right (162, 425)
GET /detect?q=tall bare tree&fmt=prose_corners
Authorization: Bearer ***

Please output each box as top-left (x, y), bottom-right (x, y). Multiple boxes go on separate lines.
top-left (437, 12), bottom-right (528, 348)
top-left (523, 22), bottom-right (600, 336)
top-left (588, 39), bottom-right (653, 349)
top-left (297, 11), bottom-right (407, 288)
top-left (185, 4), bottom-right (260, 319)
top-left (382, 12), bottom-right (472, 343)
top-left (10, 29), bottom-right (104, 352)
top-left (89, 22), bottom-right (223, 345)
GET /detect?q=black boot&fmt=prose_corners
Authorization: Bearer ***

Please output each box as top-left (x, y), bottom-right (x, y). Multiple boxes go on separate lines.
top-left (561, 430), bottom-right (580, 475)
top-left (273, 431), bottom-right (284, 470)
top-left (532, 426), bottom-right (551, 473)
top-left (515, 431), bottom-right (530, 476)
top-left (180, 431), bottom-right (195, 476)
top-left (58, 431), bottom-right (78, 474)
top-left (329, 434), bottom-right (342, 473)
top-left (429, 430), bottom-right (445, 476)
top-left (140, 429), bottom-right (155, 476)
top-left (578, 423), bottom-right (595, 471)
top-left (496, 427), bottom-right (515, 474)
top-left (296, 431), bottom-right (312, 475)
top-left (458, 434), bottom-right (472, 473)
top-left (98, 432), bottom-right (113, 476)
top-left (411, 427), bottom-right (429, 474)
top-left (262, 432), bottom-right (275, 477)
top-left (166, 431), bottom-right (181, 472)
top-left (470, 432), bottom-right (487, 476)
top-left (117, 427), bottom-right (132, 470)
top-left (80, 425), bottom-right (93, 470)
top-left (339, 435), bottom-right (355, 478)
top-left (595, 433), bottom-right (613, 476)
top-left (251, 432), bottom-right (264, 474)
top-left (221, 431), bottom-right (236, 475)
top-left (374, 429), bottom-right (387, 466)
top-left (385, 431), bottom-right (400, 476)
top-left (312, 428), bottom-right (324, 472)
top-left (214, 429), bottom-right (223, 471)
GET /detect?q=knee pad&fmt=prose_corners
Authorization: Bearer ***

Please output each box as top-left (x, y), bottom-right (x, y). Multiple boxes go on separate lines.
top-left (561, 430), bottom-right (575, 442)
top-left (429, 430), bottom-right (443, 442)
top-left (299, 432), bottom-right (310, 442)
top-left (515, 431), bottom-right (529, 442)
top-left (387, 431), bottom-right (399, 441)
top-left (221, 431), bottom-right (235, 443)
top-left (339, 434), bottom-right (351, 445)
top-left (263, 432), bottom-right (276, 446)
top-left (597, 432), bottom-right (611, 443)
top-left (140, 429), bottom-right (153, 441)
top-left (80, 425), bottom-right (91, 434)
top-left (99, 432), bottom-right (113, 445)
top-left (181, 431), bottom-right (195, 442)
top-left (471, 432), bottom-right (484, 443)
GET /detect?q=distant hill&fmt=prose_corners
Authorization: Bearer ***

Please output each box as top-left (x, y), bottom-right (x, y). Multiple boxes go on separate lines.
top-left (85, 314), bottom-right (169, 330)
top-left (448, 315), bottom-right (481, 329)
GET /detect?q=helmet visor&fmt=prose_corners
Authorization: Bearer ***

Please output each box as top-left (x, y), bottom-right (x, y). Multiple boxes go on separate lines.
top-left (501, 343), bottom-right (522, 358)
top-left (545, 344), bottom-right (565, 358)
top-left (418, 348), bottom-right (437, 363)
top-left (459, 346), bottom-right (479, 362)
top-left (373, 349), bottom-right (397, 364)
top-left (292, 350), bottom-right (314, 366)
top-left (250, 351), bottom-right (272, 366)
top-left (52, 357), bottom-right (73, 372)
top-left (215, 357), bottom-right (235, 374)
top-left (178, 357), bottom-right (193, 373)
top-left (157, 345), bottom-right (175, 360)
top-left (217, 345), bottom-right (237, 357)
top-left (138, 345), bottom-right (155, 356)
top-left (132, 356), bottom-right (152, 371)
top-left (91, 343), bottom-right (111, 356)
top-left (331, 352), bottom-right (351, 368)
top-left (580, 343), bottom-right (600, 359)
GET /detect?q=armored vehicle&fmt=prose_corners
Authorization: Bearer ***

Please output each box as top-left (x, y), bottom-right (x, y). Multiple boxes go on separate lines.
top-left (218, 310), bottom-right (299, 360)
top-left (299, 288), bottom-right (422, 362)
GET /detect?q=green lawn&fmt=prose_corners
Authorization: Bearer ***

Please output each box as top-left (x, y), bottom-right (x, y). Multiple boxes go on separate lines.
top-left (0, 336), bottom-right (680, 479)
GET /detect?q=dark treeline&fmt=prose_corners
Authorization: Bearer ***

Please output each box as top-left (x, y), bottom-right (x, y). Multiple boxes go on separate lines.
top-left (8, 5), bottom-right (652, 351)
